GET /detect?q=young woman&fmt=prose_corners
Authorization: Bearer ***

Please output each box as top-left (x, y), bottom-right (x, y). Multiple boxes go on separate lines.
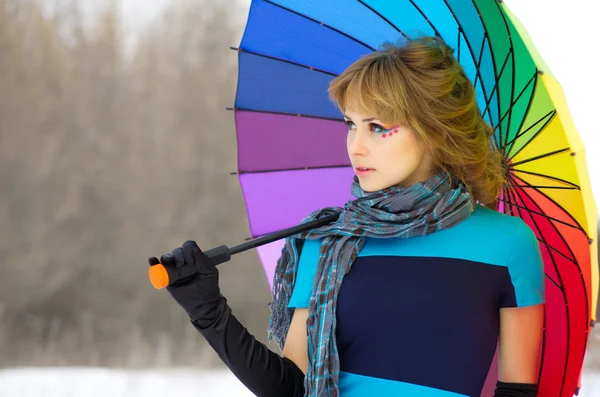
top-left (152, 36), bottom-right (545, 397)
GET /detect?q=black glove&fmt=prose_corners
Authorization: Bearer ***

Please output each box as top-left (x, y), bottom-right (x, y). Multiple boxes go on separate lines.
top-left (149, 240), bottom-right (221, 328)
top-left (493, 381), bottom-right (538, 396)
top-left (149, 240), bottom-right (305, 397)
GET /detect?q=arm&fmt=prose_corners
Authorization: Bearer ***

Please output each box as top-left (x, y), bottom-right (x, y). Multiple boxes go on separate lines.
top-left (493, 302), bottom-right (545, 397)
top-left (154, 241), bottom-right (307, 397)
top-left (283, 308), bottom-right (309, 374)
top-left (190, 297), bottom-right (307, 397)
top-left (497, 304), bottom-right (544, 383)
top-left (493, 220), bottom-right (545, 396)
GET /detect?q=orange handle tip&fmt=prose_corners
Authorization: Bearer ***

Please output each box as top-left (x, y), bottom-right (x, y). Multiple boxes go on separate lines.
top-left (149, 263), bottom-right (169, 289)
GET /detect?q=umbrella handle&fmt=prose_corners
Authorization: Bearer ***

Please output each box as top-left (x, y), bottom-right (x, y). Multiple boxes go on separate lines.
top-left (148, 213), bottom-right (340, 289)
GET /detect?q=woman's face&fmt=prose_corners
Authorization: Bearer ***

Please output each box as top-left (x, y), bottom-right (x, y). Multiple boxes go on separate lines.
top-left (344, 108), bottom-right (436, 192)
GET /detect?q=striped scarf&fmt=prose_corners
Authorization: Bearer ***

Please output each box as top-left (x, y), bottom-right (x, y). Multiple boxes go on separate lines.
top-left (267, 170), bottom-right (474, 397)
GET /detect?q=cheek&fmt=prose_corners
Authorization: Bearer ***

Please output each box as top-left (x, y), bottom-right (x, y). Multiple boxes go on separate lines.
top-left (380, 131), bottom-right (422, 167)
top-left (380, 128), bottom-right (413, 152)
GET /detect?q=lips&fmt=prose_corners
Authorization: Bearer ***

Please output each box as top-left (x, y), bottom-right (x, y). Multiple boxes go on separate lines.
top-left (354, 167), bottom-right (375, 177)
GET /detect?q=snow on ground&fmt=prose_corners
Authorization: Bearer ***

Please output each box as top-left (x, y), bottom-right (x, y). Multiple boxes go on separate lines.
top-left (1, 368), bottom-right (600, 397)
top-left (0, 368), bottom-right (254, 397)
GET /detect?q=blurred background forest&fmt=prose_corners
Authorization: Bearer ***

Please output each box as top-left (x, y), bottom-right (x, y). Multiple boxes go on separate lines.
top-left (1, 0), bottom-right (599, 376)
top-left (0, 0), bottom-right (274, 368)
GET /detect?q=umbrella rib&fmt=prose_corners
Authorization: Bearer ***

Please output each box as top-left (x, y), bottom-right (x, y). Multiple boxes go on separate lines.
top-left (407, 0), bottom-right (442, 37)
top-left (496, 196), bottom-right (582, 232)
top-left (473, 35), bottom-right (488, 110)
top-left (502, 109), bottom-right (555, 154)
top-left (500, 185), bottom-right (519, 218)
top-left (492, 0), bottom-right (518, 153)
top-left (541, 265), bottom-right (564, 291)
top-left (238, 164), bottom-right (351, 175)
top-left (536, 238), bottom-right (577, 266)
top-left (357, 1), bottom-right (410, 40)
top-left (470, 1), bottom-right (506, 151)
top-left (512, 169), bottom-right (580, 189)
top-left (511, 185), bottom-right (579, 191)
top-left (508, 173), bottom-right (587, 234)
top-left (538, 303), bottom-right (548, 384)
top-left (235, 48), bottom-right (338, 77)
top-left (232, 107), bottom-right (344, 122)
top-left (480, 49), bottom-right (512, 124)
top-left (492, 72), bottom-right (537, 140)
top-left (508, 175), bottom-right (590, 392)
top-left (504, 72), bottom-right (542, 156)
top-left (504, 74), bottom-right (540, 153)
top-left (506, 109), bottom-right (555, 162)
top-left (510, 178), bottom-right (580, 266)
top-left (503, 186), bottom-right (520, 218)
top-left (263, 0), bottom-right (376, 52)
top-left (509, 147), bottom-right (569, 167)
top-left (457, 28), bottom-right (461, 62)
top-left (443, 0), bottom-right (500, 146)
top-left (502, 184), bottom-right (524, 218)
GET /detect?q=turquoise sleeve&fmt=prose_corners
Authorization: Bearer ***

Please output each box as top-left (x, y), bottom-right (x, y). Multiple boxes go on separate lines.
top-left (288, 238), bottom-right (321, 309)
top-left (504, 219), bottom-right (546, 307)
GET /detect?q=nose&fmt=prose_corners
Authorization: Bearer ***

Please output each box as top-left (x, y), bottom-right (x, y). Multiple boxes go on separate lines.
top-left (348, 130), bottom-right (369, 157)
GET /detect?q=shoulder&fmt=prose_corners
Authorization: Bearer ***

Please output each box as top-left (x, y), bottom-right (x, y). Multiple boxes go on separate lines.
top-left (460, 205), bottom-right (542, 262)
top-left (460, 205), bottom-right (523, 235)
top-left (452, 205), bottom-right (536, 258)
top-left (468, 206), bottom-right (540, 260)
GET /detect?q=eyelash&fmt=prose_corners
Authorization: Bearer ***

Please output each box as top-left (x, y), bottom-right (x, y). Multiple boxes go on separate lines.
top-left (344, 120), bottom-right (390, 134)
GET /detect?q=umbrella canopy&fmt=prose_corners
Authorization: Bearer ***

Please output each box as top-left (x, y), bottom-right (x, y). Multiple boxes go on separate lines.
top-left (233, 1), bottom-right (598, 396)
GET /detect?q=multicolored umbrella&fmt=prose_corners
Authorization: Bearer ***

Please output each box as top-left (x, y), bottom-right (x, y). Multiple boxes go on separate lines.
top-left (232, 1), bottom-right (598, 396)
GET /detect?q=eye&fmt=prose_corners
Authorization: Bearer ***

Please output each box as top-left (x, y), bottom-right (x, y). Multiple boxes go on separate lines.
top-left (344, 120), bottom-right (356, 130)
top-left (369, 123), bottom-right (389, 133)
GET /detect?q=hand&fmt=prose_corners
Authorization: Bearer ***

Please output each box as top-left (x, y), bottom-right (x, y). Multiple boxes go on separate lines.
top-left (148, 240), bottom-right (221, 323)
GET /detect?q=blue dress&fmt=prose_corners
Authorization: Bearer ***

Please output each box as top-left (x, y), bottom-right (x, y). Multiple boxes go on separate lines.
top-left (288, 205), bottom-right (545, 397)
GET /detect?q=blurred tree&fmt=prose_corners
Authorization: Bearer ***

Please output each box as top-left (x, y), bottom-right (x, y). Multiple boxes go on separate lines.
top-left (0, 0), bottom-right (272, 368)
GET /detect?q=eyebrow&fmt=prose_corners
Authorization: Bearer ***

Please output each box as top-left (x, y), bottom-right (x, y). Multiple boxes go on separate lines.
top-left (343, 115), bottom-right (378, 122)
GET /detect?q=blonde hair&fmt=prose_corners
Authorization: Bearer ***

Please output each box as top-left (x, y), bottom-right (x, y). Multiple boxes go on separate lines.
top-left (327, 36), bottom-right (507, 207)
